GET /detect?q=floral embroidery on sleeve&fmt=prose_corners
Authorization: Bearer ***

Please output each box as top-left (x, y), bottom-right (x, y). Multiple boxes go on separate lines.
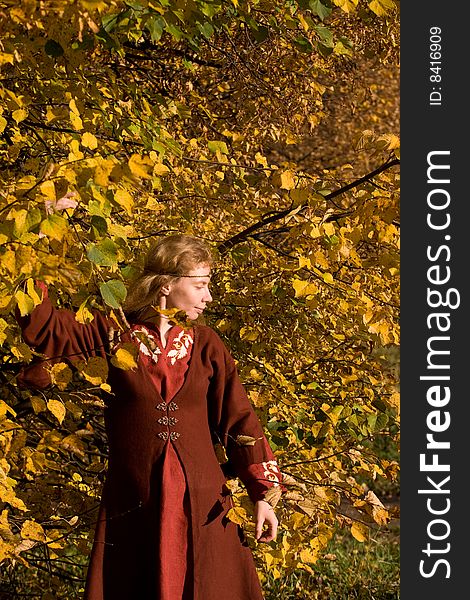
top-left (236, 459), bottom-right (287, 504)
top-left (261, 460), bottom-right (282, 486)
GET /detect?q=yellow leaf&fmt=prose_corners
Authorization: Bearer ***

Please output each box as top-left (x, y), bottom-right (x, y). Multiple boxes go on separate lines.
top-left (368, 0), bottom-right (396, 17)
top-left (297, 498), bottom-right (318, 517)
top-left (333, 0), bottom-right (359, 13)
top-left (0, 318), bottom-right (9, 346)
top-left (12, 109), bottom-right (28, 123)
top-left (40, 180), bottom-right (56, 201)
top-left (280, 170), bottom-right (295, 190)
top-left (10, 342), bottom-right (32, 362)
top-left (249, 369), bottom-right (263, 382)
top-left (76, 299), bottom-right (94, 324)
top-left (113, 189), bottom-right (134, 215)
top-left (110, 346), bottom-right (138, 371)
top-left (263, 486), bottom-right (282, 508)
top-left (61, 434), bottom-right (86, 457)
top-left (77, 356), bottom-right (109, 385)
top-left (69, 98), bottom-right (80, 115)
top-left (0, 115), bottom-right (7, 133)
top-left (14, 291), bottom-right (34, 316)
top-left (300, 548), bottom-right (319, 564)
top-left (30, 396), bottom-right (46, 413)
top-left (239, 326), bottom-right (259, 341)
top-left (40, 214), bottom-right (68, 241)
top-left (1, 489), bottom-right (28, 511)
top-left (68, 139), bottom-right (84, 161)
top-left (81, 131), bottom-right (98, 150)
top-left (235, 434), bottom-right (258, 446)
top-left (0, 250), bottom-right (16, 274)
top-left (70, 112), bottom-right (83, 131)
top-left (128, 154), bottom-right (153, 179)
top-left (322, 222), bottom-right (335, 236)
top-left (15, 539), bottom-right (37, 555)
top-left (0, 400), bottom-right (16, 417)
top-left (49, 363), bottom-right (73, 391)
top-left (153, 162), bottom-right (170, 176)
top-left (26, 279), bottom-right (43, 306)
top-left (322, 272), bottom-right (334, 284)
top-left (47, 399), bottom-right (66, 424)
top-left (80, 0), bottom-right (109, 10)
top-left (226, 507), bottom-right (246, 526)
top-left (213, 443), bottom-right (228, 464)
top-left (21, 520), bottom-right (46, 542)
top-left (291, 512), bottom-right (309, 530)
top-left (0, 52), bottom-right (14, 66)
top-left (93, 158), bottom-right (114, 185)
top-left (292, 279), bottom-right (318, 297)
top-left (290, 187), bottom-right (309, 206)
top-left (255, 152), bottom-right (268, 167)
top-left (377, 132), bottom-right (400, 150)
top-left (351, 522), bottom-right (368, 542)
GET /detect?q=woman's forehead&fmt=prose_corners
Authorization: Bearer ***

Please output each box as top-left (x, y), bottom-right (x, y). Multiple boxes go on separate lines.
top-left (184, 264), bottom-right (212, 278)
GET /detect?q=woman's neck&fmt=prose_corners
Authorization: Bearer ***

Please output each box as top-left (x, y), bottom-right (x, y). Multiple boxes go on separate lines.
top-left (140, 301), bottom-right (175, 347)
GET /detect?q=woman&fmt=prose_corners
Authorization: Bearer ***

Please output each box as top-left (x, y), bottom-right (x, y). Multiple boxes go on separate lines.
top-left (17, 234), bottom-right (285, 600)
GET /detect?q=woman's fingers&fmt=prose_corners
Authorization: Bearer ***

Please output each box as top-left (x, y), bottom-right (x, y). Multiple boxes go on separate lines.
top-left (255, 503), bottom-right (279, 542)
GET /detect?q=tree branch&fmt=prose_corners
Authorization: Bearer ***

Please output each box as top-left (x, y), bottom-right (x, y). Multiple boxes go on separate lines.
top-left (217, 157), bottom-right (400, 254)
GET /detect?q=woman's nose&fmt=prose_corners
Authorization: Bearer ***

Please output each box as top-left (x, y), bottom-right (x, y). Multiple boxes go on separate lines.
top-left (204, 289), bottom-right (213, 303)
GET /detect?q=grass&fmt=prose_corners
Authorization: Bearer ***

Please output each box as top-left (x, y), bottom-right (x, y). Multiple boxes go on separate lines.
top-left (264, 524), bottom-right (400, 600)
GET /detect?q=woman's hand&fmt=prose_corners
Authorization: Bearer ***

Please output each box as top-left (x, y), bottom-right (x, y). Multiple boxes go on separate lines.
top-left (254, 499), bottom-right (279, 543)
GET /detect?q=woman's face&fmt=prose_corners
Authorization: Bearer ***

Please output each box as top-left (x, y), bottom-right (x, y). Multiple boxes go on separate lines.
top-left (165, 263), bottom-right (213, 320)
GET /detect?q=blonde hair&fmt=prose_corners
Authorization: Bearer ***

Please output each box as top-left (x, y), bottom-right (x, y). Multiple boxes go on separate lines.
top-left (123, 234), bottom-right (214, 321)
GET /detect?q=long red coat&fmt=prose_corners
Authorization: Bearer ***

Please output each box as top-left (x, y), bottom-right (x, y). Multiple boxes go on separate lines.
top-left (17, 285), bottom-right (285, 600)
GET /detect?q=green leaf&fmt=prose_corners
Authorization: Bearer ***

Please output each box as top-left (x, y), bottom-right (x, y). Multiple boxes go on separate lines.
top-left (86, 239), bottom-right (119, 267)
top-left (309, 0), bottom-right (333, 21)
top-left (208, 140), bottom-right (229, 154)
top-left (313, 25), bottom-right (334, 47)
top-left (293, 36), bottom-right (313, 53)
top-left (334, 37), bottom-right (354, 56)
top-left (90, 215), bottom-right (108, 238)
top-left (165, 22), bottom-right (184, 41)
top-left (197, 21), bottom-right (214, 40)
top-left (145, 15), bottom-right (165, 42)
top-left (99, 280), bottom-right (127, 309)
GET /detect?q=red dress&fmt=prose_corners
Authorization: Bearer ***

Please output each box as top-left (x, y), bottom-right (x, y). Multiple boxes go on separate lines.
top-left (17, 284), bottom-right (286, 600)
top-left (135, 322), bottom-right (195, 600)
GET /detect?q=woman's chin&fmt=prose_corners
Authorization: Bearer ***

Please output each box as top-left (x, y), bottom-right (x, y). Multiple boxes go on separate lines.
top-left (187, 309), bottom-right (204, 322)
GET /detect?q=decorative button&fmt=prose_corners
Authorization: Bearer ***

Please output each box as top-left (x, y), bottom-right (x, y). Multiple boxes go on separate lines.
top-left (157, 431), bottom-right (169, 440)
top-left (157, 416), bottom-right (179, 425)
top-left (168, 402), bottom-right (179, 411)
top-left (170, 432), bottom-right (180, 440)
top-left (156, 402), bottom-right (167, 411)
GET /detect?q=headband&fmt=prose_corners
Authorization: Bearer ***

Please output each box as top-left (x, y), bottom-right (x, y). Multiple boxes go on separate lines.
top-left (148, 273), bottom-right (211, 278)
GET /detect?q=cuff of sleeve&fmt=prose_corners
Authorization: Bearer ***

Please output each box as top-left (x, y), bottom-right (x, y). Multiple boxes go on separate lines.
top-left (237, 460), bottom-right (287, 504)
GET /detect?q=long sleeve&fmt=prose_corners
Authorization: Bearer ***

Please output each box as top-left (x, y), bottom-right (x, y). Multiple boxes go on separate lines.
top-left (16, 281), bottom-right (115, 388)
top-left (208, 332), bottom-right (286, 504)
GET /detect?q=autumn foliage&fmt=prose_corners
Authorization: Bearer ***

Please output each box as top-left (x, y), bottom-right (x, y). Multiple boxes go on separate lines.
top-left (0, 0), bottom-right (399, 596)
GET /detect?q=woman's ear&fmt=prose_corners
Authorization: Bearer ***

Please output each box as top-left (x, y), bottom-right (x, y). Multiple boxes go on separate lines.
top-left (160, 284), bottom-right (171, 296)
